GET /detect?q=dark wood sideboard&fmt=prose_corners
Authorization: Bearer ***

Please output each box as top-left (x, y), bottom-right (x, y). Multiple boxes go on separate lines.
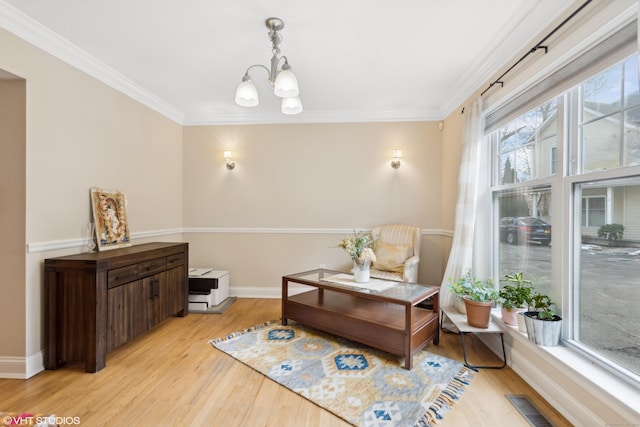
top-left (44, 242), bottom-right (189, 372)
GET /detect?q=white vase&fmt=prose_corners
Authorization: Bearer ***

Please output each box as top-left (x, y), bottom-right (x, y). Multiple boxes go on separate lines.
top-left (353, 261), bottom-right (371, 283)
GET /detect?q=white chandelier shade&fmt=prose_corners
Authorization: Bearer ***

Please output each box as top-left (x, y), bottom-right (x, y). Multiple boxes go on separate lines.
top-left (235, 77), bottom-right (259, 107)
top-left (281, 96), bottom-right (303, 115)
top-left (274, 64), bottom-right (299, 98)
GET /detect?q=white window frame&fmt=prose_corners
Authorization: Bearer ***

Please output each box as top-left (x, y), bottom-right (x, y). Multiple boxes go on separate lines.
top-left (488, 57), bottom-right (640, 385)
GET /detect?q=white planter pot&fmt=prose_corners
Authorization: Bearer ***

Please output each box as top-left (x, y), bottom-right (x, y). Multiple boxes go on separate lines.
top-left (524, 311), bottom-right (562, 346)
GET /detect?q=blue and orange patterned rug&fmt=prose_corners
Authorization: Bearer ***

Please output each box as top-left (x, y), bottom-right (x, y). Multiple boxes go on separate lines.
top-left (210, 320), bottom-right (474, 427)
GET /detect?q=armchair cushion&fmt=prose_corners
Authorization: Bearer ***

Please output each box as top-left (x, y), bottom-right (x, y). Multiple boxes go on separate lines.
top-left (370, 224), bottom-right (421, 283)
top-left (371, 241), bottom-right (409, 273)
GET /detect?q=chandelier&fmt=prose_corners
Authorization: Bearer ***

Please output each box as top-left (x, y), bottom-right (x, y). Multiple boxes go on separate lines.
top-left (234, 17), bottom-right (302, 115)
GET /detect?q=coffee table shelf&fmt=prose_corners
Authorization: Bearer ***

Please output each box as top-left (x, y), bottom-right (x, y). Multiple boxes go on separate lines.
top-left (282, 269), bottom-right (439, 369)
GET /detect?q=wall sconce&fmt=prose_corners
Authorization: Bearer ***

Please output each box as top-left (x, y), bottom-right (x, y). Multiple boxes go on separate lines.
top-left (224, 151), bottom-right (236, 170)
top-left (391, 149), bottom-right (402, 169)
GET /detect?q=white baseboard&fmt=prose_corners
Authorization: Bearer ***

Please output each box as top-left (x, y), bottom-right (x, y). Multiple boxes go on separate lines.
top-left (230, 286), bottom-right (308, 299)
top-left (0, 351), bottom-right (44, 379)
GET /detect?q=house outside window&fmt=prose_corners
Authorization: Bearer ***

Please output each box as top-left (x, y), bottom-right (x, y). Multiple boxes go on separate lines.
top-left (488, 53), bottom-right (640, 382)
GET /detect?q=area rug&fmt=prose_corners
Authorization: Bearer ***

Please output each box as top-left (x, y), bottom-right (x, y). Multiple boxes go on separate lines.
top-left (210, 320), bottom-right (474, 427)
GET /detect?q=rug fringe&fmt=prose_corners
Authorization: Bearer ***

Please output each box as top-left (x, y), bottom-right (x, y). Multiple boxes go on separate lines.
top-left (208, 319), bottom-right (280, 344)
top-left (420, 365), bottom-right (475, 427)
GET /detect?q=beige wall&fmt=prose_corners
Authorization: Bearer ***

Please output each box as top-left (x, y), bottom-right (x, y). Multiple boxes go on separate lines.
top-left (0, 78), bottom-right (26, 358)
top-left (183, 122), bottom-right (454, 289)
top-left (0, 28), bottom-right (184, 374)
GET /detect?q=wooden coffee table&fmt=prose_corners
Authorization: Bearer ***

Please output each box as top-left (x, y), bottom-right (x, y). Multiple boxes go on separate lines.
top-left (282, 269), bottom-right (439, 369)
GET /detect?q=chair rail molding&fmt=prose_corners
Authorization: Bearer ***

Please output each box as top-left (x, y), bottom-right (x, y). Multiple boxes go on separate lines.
top-left (27, 228), bottom-right (184, 253)
top-left (27, 227), bottom-right (453, 253)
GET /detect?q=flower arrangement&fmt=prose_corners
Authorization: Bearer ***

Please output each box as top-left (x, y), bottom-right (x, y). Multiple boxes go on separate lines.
top-left (337, 231), bottom-right (377, 266)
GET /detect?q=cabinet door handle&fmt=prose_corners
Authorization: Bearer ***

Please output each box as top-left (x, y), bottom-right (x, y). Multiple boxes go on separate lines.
top-left (155, 279), bottom-right (159, 297)
top-left (150, 281), bottom-right (155, 300)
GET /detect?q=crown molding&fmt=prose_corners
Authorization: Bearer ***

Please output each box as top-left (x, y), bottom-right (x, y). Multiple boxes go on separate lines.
top-left (0, 0), bottom-right (184, 124)
top-left (0, 1), bottom-right (444, 128)
top-left (183, 108), bottom-right (445, 126)
top-left (439, 0), bottom-right (576, 118)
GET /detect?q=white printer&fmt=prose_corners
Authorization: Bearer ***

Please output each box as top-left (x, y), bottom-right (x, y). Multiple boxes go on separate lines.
top-left (188, 268), bottom-right (230, 311)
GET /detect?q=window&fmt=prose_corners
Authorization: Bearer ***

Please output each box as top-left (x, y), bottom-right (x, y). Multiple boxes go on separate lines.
top-left (580, 55), bottom-right (640, 173)
top-left (496, 100), bottom-right (557, 184)
top-left (489, 53), bottom-right (640, 382)
top-left (492, 98), bottom-right (555, 298)
top-left (496, 189), bottom-right (553, 297)
top-left (581, 195), bottom-right (606, 227)
top-left (573, 57), bottom-right (640, 380)
top-left (574, 178), bottom-right (640, 378)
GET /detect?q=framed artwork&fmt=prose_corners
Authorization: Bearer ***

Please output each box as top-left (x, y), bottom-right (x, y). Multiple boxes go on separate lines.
top-left (90, 188), bottom-right (131, 251)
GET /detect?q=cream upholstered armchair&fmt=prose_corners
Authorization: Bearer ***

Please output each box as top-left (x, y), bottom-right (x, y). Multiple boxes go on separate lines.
top-left (369, 224), bottom-right (421, 283)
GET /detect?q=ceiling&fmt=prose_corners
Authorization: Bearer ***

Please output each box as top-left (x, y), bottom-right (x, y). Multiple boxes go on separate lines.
top-left (1, 0), bottom-right (575, 125)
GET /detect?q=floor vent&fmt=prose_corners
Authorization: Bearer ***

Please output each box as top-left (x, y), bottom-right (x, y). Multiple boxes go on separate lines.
top-left (505, 394), bottom-right (555, 427)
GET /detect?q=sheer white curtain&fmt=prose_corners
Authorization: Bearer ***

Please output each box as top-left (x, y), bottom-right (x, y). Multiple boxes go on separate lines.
top-left (439, 97), bottom-right (486, 307)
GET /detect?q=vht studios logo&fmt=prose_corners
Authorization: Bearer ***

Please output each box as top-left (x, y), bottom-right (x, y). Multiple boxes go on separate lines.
top-left (2, 415), bottom-right (81, 426)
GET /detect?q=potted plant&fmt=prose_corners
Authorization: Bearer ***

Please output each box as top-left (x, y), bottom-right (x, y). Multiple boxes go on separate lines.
top-left (523, 292), bottom-right (562, 346)
top-left (448, 271), bottom-right (474, 313)
top-left (449, 271), bottom-right (498, 328)
top-left (498, 272), bottom-right (533, 327)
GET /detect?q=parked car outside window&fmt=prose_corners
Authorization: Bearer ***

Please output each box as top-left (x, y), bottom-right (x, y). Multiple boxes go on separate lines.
top-left (499, 216), bottom-right (551, 246)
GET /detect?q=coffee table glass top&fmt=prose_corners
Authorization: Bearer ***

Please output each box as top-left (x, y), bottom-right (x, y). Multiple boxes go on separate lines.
top-left (284, 268), bottom-right (436, 304)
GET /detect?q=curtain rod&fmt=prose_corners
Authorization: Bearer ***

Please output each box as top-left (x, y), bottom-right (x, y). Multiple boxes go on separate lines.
top-left (480, 0), bottom-right (593, 97)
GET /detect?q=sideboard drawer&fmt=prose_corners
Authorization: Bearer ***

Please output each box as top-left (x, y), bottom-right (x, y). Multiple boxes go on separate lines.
top-left (138, 257), bottom-right (167, 278)
top-left (167, 253), bottom-right (185, 268)
top-left (108, 264), bottom-right (138, 288)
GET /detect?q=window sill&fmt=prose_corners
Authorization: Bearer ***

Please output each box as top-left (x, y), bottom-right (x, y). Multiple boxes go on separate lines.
top-left (488, 310), bottom-right (640, 424)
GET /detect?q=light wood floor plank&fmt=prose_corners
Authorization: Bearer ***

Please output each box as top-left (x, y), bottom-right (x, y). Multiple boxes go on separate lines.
top-left (0, 298), bottom-right (571, 426)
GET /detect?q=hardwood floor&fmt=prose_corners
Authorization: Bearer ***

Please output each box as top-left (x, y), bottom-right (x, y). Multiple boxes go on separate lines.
top-left (0, 298), bottom-right (571, 426)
